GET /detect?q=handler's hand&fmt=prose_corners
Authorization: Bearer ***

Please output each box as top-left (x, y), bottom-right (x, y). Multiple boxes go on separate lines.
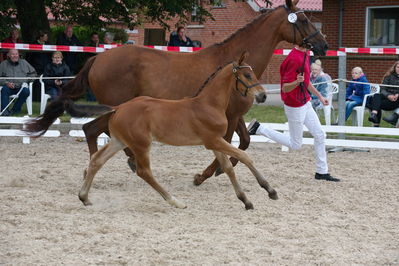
top-left (320, 96), bottom-right (329, 106)
top-left (296, 74), bottom-right (304, 83)
top-left (388, 94), bottom-right (399, 102)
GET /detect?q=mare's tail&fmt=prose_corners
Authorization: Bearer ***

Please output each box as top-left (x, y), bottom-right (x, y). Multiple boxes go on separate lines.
top-left (24, 56), bottom-right (97, 137)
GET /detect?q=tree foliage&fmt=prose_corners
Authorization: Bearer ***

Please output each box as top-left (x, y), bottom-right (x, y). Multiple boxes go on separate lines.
top-left (0, 0), bottom-right (219, 42)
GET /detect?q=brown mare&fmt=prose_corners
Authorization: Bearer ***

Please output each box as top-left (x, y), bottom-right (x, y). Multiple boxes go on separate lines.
top-left (69, 53), bottom-right (277, 209)
top-left (25, 0), bottom-right (328, 185)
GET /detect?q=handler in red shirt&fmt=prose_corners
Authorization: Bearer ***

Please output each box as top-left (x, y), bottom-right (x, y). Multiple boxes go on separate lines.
top-left (247, 46), bottom-right (339, 182)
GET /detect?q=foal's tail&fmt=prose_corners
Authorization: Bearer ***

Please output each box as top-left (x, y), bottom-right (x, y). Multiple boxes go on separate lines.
top-left (24, 57), bottom-right (97, 137)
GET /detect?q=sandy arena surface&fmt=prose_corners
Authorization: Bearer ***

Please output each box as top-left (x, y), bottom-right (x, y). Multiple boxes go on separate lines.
top-left (1, 136), bottom-right (398, 265)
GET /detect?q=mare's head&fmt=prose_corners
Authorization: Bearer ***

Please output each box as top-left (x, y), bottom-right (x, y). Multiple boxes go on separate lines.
top-left (233, 52), bottom-right (266, 103)
top-left (279, 0), bottom-right (328, 55)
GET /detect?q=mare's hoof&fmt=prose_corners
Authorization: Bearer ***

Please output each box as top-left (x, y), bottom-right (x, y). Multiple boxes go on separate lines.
top-left (245, 202), bottom-right (254, 210)
top-left (193, 174), bottom-right (204, 186)
top-left (127, 158), bottom-right (136, 173)
top-left (214, 167), bottom-right (224, 177)
top-left (268, 190), bottom-right (278, 200)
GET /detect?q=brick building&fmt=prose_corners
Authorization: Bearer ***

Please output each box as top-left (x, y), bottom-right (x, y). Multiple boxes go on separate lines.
top-left (129, 0), bottom-right (322, 84)
top-left (322, 0), bottom-right (399, 83)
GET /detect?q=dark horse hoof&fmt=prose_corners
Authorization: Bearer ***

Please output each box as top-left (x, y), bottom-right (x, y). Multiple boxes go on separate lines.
top-left (127, 158), bottom-right (136, 173)
top-left (268, 190), bottom-right (278, 200)
top-left (193, 174), bottom-right (205, 186)
top-left (214, 167), bottom-right (224, 177)
top-left (245, 202), bottom-right (254, 210)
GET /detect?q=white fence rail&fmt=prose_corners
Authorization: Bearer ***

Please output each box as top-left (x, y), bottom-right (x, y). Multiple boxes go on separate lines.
top-left (1, 118), bottom-right (398, 150)
top-left (0, 117), bottom-right (60, 144)
top-left (231, 123), bottom-right (399, 151)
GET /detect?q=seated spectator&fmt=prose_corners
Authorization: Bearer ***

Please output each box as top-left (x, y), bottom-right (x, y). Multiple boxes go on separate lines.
top-left (27, 31), bottom-right (50, 75)
top-left (310, 62), bottom-right (331, 111)
top-left (1, 28), bottom-right (23, 62)
top-left (367, 60), bottom-right (399, 127)
top-left (345, 67), bottom-right (370, 121)
top-left (168, 26), bottom-right (194, 47)
top-left (56, 24), bottom-right (82, 74)
top-left (43, 51), bottom-right (72, 101)
top-left (88, 32), bottom-right (100, 47)
top-left (103, 32), bottom-right (115, 45)
top-left (0, 49), bottom-right (36, 116)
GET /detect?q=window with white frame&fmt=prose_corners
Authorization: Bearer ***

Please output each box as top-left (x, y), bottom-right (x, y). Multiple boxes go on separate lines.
top-left (366, 6), bottom-right (399, 47)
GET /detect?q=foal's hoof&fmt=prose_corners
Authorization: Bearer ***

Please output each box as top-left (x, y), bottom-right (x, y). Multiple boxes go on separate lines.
top-left (168, 197), bottom-right (187, 209)
top-left (214, 167), bottom-right (224, 177)
top-left (268, 189), bottom-right (278, 200)
top-left (127, 158), bottom-right (136, 173)
top-left (193, 174), bottom-right (204, 186)
top-left (79, 194), bottom-right (92, 206)
top-left (245, 202), bottom-right (254, 210)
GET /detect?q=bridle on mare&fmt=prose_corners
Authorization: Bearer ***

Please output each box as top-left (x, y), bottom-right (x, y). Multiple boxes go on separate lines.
top-left (284, 6), bottom-right (321, 50)
top-left (232, 64), bottom-right (260, 97)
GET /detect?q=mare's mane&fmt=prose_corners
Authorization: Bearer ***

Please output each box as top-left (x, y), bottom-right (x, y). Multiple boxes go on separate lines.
top-left (213, 5), bottom-right (285, 47)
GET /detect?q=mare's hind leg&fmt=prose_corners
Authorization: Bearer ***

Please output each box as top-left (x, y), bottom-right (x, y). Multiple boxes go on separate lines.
top-left (213, 151), bottom-right (253, 210)
top-left (79, 138), bottom-right (126, 206)
top-left (207, 138), bottom-right (278, 200)
top-left (194, 117), bottom-right (239, 185)
top-left (134, 147), bottom-right (186, 209)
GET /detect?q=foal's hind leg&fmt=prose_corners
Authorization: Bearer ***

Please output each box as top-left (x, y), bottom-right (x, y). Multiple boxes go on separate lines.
top-left (79, 138), bottom-right (126, 206)
top-left (207, 138), bottom-right (278, 200)
top-left (213, 151), bottom-right (253, 210)
top-left (134, 147), bottom-right (186, 209)
top-left (194, 117), bottom-right (239, 185)
top-left (82, 113), bottom-right (137, 173)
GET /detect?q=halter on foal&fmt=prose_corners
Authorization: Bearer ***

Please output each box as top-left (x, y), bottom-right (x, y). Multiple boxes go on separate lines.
top-left (77, 53), bottom-right (277, 209)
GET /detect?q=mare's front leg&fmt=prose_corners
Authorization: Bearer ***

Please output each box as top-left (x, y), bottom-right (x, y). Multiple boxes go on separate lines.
top-left (193, 117), bottom-right (239, 186)
top-left (207, 138), bottom-right (278, 201)
top-left (82, 114), bottom-right (137, 173)
top-left (213, 151), bottom-right (253, 210)
top-left (79, 138), bottom-right (126, 206)
top-left (214, 116), bottom-right (250, 176)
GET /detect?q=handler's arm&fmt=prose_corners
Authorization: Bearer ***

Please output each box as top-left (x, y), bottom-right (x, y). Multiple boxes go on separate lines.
top-left (282, 74), bottom-right (303, 93)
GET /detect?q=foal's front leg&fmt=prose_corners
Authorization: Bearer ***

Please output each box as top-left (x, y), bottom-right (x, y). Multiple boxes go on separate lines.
top-left (213, 151), bottom-right (253, 210)
top-left (207, 138), bottom-right (278, 201)
top-left (194, 117), bottom-right (239, 185)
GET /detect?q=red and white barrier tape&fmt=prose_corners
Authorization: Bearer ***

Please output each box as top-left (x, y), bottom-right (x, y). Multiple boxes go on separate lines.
top-left (339, 47), bottom-right (399, 55)
top-left (2, 42), bottom-right (399, 55)
top-left (1, 42), bottom-right (346, 56)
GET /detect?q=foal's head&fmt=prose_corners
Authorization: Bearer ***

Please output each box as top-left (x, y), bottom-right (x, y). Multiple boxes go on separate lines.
top-left (279, 0), bottom-right (328, 55)
top-left (233, 52), bottom-right (266, 103)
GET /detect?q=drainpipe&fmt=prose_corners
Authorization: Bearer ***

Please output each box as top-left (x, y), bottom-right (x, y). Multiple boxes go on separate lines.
top-left (338, 0), bottom-right (344, 48)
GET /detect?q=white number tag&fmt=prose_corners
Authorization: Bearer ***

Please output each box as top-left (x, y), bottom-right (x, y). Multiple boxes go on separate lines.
top-left (288, 13), bottom-right (297, 23)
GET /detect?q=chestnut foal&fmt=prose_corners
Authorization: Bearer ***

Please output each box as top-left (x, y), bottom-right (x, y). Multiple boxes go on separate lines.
top-left (76, 53), bottom-right (277, 209)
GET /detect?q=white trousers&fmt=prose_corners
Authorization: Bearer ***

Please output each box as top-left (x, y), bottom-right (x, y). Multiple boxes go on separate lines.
top-left (257, 101), bottom-right (328, 174)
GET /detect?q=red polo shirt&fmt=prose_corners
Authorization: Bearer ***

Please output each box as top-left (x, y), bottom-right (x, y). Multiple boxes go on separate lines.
top-left (280, 48), bottom-right (311, 107)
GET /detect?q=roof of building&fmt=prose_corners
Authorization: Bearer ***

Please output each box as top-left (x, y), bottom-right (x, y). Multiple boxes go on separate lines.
top-left (253, 0), bottom-right (322, 11)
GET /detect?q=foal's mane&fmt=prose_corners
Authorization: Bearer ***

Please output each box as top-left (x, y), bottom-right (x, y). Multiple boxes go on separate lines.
top-left (191, 65), bottom-right (224, 97)
top-left (213, 5), bottom-right (284, 47)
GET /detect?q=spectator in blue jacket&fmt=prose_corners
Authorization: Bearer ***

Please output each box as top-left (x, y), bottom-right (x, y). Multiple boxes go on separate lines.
top-left (345, 67), bottom-right (370, 120)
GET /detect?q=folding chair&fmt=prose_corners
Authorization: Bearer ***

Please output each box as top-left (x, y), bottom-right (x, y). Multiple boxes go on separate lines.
top-left (321, 82), bottom-right (339, 125)
top-left (0, 82), bottom-right (32, 115)
top-left (351, 84), bottom-right (380, 127)
top-left (39, 74), bottom-right (51, 114)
